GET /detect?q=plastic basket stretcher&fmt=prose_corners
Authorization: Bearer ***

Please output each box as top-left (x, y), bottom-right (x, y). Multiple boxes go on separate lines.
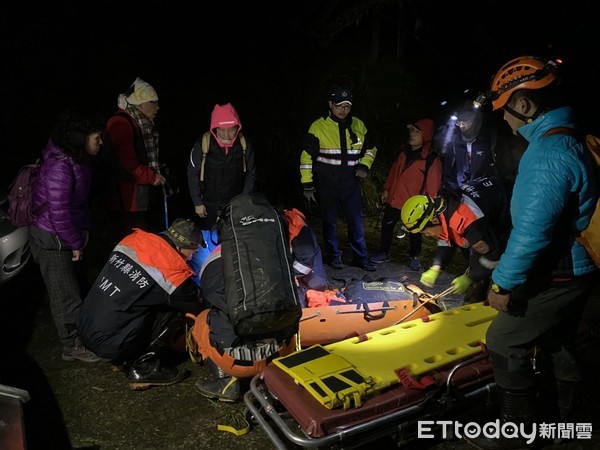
top-left (244, 303), bottom-right (499, 449)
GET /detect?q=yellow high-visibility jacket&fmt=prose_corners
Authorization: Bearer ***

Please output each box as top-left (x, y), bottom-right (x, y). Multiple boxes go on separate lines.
top-left (300, 114), bottom-right (377, 188)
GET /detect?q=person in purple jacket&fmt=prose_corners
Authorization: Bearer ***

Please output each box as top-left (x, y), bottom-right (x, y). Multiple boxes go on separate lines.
top-left (29, 107), bottom-right (104, 363)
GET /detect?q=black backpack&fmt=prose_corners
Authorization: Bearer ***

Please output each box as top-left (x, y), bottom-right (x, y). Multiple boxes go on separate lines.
top-left (217, 192), bottom-right (302, 337)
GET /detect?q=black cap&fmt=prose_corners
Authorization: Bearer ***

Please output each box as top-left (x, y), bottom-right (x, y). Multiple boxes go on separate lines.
top-left (329, 86), bottom-right (353, 105)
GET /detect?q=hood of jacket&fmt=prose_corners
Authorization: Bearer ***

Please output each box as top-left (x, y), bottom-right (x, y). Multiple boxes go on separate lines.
top-left (414, 118), bottom-right (434, 158)
top-left (210, 103), bottom-right (242, 150)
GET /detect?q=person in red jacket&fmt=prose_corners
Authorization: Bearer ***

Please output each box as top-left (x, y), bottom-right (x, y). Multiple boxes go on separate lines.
top-left (370, 118), bottom-right (442, 270)
top-left (104, 77), bottom-right (166, 242)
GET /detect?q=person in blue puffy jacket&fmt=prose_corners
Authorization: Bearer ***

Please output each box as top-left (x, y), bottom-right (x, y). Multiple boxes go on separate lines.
top-left (465, 57), bottom-right (598, 450)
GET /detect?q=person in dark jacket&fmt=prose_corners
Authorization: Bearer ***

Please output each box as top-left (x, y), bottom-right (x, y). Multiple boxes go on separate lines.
top-left (280, 207), bottom-right (328, 306)
top-left (77, 218), bottom-right (205, 390)
top-left (189, 246), bottom-right (297, 402)
top-left (29, 107), bottom-right (104, 363)
top-left (401, 176), bottom-right (511, 302)
top-left (300, 85), bottom-right (378, 272)
top-left (187, 103), bottom-right (256, 229)
top-left (104, 77), bottom-right (166, 242)
top-left (441, 99), bottom-right (499, 193)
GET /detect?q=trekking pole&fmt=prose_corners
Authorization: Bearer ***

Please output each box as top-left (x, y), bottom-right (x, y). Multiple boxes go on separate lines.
top-left (393, 285), bottom-right (454, 325)
top-left (162, 185), bottom-right (169, 228)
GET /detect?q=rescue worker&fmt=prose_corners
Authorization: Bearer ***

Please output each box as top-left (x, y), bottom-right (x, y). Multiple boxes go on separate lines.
top-left (300, 85), bottom-right (378, 272)
top-left (280, 207), bottom-right (329, 306)
top-left (77, 218), bottom-right (205, 390)
top-left (187, 103), bottom-right (256, 229)
top-left (401, 176), bottom-right (511, 302)
top-left (441, 98), bottom-right (499, 193)
top-left (463, 56), bottom-right (598, 449)
top-left (191, 246), bottom-right (297, 402)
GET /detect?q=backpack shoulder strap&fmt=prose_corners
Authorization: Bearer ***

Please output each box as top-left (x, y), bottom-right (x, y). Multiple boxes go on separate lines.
top-left (200, 131), bottom-right (211, 182)
top-left (419, 151), bottom-right (439, 194)
top-left (239, 133), bottom-right (247, 173)
top-left (543, 126), bottom-right (580, 139)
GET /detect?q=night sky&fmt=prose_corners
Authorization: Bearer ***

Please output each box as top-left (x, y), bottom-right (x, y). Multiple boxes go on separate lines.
top-left (2, 0), bottom-right (599, 208)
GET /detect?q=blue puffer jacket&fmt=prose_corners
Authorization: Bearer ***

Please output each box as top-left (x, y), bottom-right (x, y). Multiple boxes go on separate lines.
top-left (31, 139), bottom-right (92, 250)
top-left (492, 106), bottom-right (597, 291)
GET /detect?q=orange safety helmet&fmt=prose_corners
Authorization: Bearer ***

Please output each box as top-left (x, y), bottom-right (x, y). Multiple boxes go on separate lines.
top-left (489, 56), bottom-right (561, 110)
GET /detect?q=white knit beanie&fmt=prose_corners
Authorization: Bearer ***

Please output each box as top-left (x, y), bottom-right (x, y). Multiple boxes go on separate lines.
top-left (117, 77), bottom-right (158, 109)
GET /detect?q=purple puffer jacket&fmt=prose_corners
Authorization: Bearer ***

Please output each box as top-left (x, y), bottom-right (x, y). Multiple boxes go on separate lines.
top-left (31, 139), bottom-right (92, 250)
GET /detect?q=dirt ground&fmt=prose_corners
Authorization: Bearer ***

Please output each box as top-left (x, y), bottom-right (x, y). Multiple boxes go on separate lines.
top-left (1, 248), bottom-right (599, 450)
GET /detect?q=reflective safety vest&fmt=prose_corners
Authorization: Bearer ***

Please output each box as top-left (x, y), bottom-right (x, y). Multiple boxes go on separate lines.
top-left (300, 115), bottom-right (377, 185)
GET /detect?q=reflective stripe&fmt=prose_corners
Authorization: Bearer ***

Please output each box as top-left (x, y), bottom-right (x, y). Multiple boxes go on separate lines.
top-left (117, 230), bottom-right (194, 294)
top-left (115, 244), bottom-right (179, 294)
top-left (199, 247), bottom-right (222, 280)
top-left (317, 156), bottom-right (342, 165)
top-left (460, 196), bottom-right (485, 220)
top-left (300, 164), bottom-right (312, 170)
top-left (293, 260), bottom-right (312, 275)
top-left (320, 148), bottom-right (342, 154)
top-left (316, 157), bottom-right (360, 166)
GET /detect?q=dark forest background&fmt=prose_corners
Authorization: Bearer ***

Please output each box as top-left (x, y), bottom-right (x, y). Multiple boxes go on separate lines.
top-left (2, 0), bottom-right (599, 219)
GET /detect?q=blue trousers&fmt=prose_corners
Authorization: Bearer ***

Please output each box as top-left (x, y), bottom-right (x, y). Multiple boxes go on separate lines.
top-left (317, 181), bottom-right (368, 261)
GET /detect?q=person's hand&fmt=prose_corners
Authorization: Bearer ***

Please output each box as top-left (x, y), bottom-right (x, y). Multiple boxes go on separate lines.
top-left (420, 267), bottom-right (441, 287)
top-left (153, 174), bottom-right (166, 186)
top-left (450, 273), bottom-right (473, 294)
top-left (355, 166), bottom-right (368, 179)
top-left (487, 290), bottom-right (510, 313)
top-left (72, 249), bottom-right (83, 262)
top-left (303, 187), bottom-right (316, 203)
top-left (195, 204), bottom-right (207, 218)
top-left (472, 239), bottom-right (490, 255)
top-left (381, 190), bottom-right (388, 203)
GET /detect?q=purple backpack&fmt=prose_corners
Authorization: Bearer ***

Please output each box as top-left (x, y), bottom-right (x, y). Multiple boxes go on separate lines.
top-left (7, 160), bottom-right (41, 227)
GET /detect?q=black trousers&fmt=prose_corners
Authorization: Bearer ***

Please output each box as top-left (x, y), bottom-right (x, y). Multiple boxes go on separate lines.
top-left (379, 204), bottom-right (422, 258)
top-left (486, 273), bottom-right (598, 390)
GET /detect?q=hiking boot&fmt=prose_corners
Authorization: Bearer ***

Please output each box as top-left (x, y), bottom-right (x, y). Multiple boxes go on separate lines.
top-left (195, 359), bottom-right (240, 402)
top-left (127, 352), bottom-right (190, 390)
top-left (328, 256), bottom-right (344, 270)
top-left (62, 346), bottom-right (101, 363)
top-left (351, 258), bottom-right (377, 272)
top-left (369, 252), bottom-right (390, 264)
top-left (195, 377), bottom-right (241, 403)
top-left (408, 257), bottom-right (421, 271)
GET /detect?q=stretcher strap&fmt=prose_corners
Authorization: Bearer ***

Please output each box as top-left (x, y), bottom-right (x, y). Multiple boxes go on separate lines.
top-left (396, 368), bottom-right (436, 390)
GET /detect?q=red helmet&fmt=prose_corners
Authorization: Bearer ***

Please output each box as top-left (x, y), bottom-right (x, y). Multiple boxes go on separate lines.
top-left (489, 56), bottom-right (561, 110)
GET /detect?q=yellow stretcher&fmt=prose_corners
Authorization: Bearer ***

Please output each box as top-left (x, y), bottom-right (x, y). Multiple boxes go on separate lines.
top-left (272, 302), bottom-right (498, 409)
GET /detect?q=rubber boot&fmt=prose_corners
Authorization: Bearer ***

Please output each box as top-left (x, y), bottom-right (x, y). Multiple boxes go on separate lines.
top-left (194, 358), bottom-right (240, 402)
top-left (463, 387), bottom-right (537, 450)
top-left (127, 351), bottom-right (190, 390)
top-left (127, 317), bottom-right (191, 390)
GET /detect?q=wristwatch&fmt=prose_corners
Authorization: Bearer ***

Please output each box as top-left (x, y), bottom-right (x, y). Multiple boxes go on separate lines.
top-left (491, 283), bottom-right (510, 295)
